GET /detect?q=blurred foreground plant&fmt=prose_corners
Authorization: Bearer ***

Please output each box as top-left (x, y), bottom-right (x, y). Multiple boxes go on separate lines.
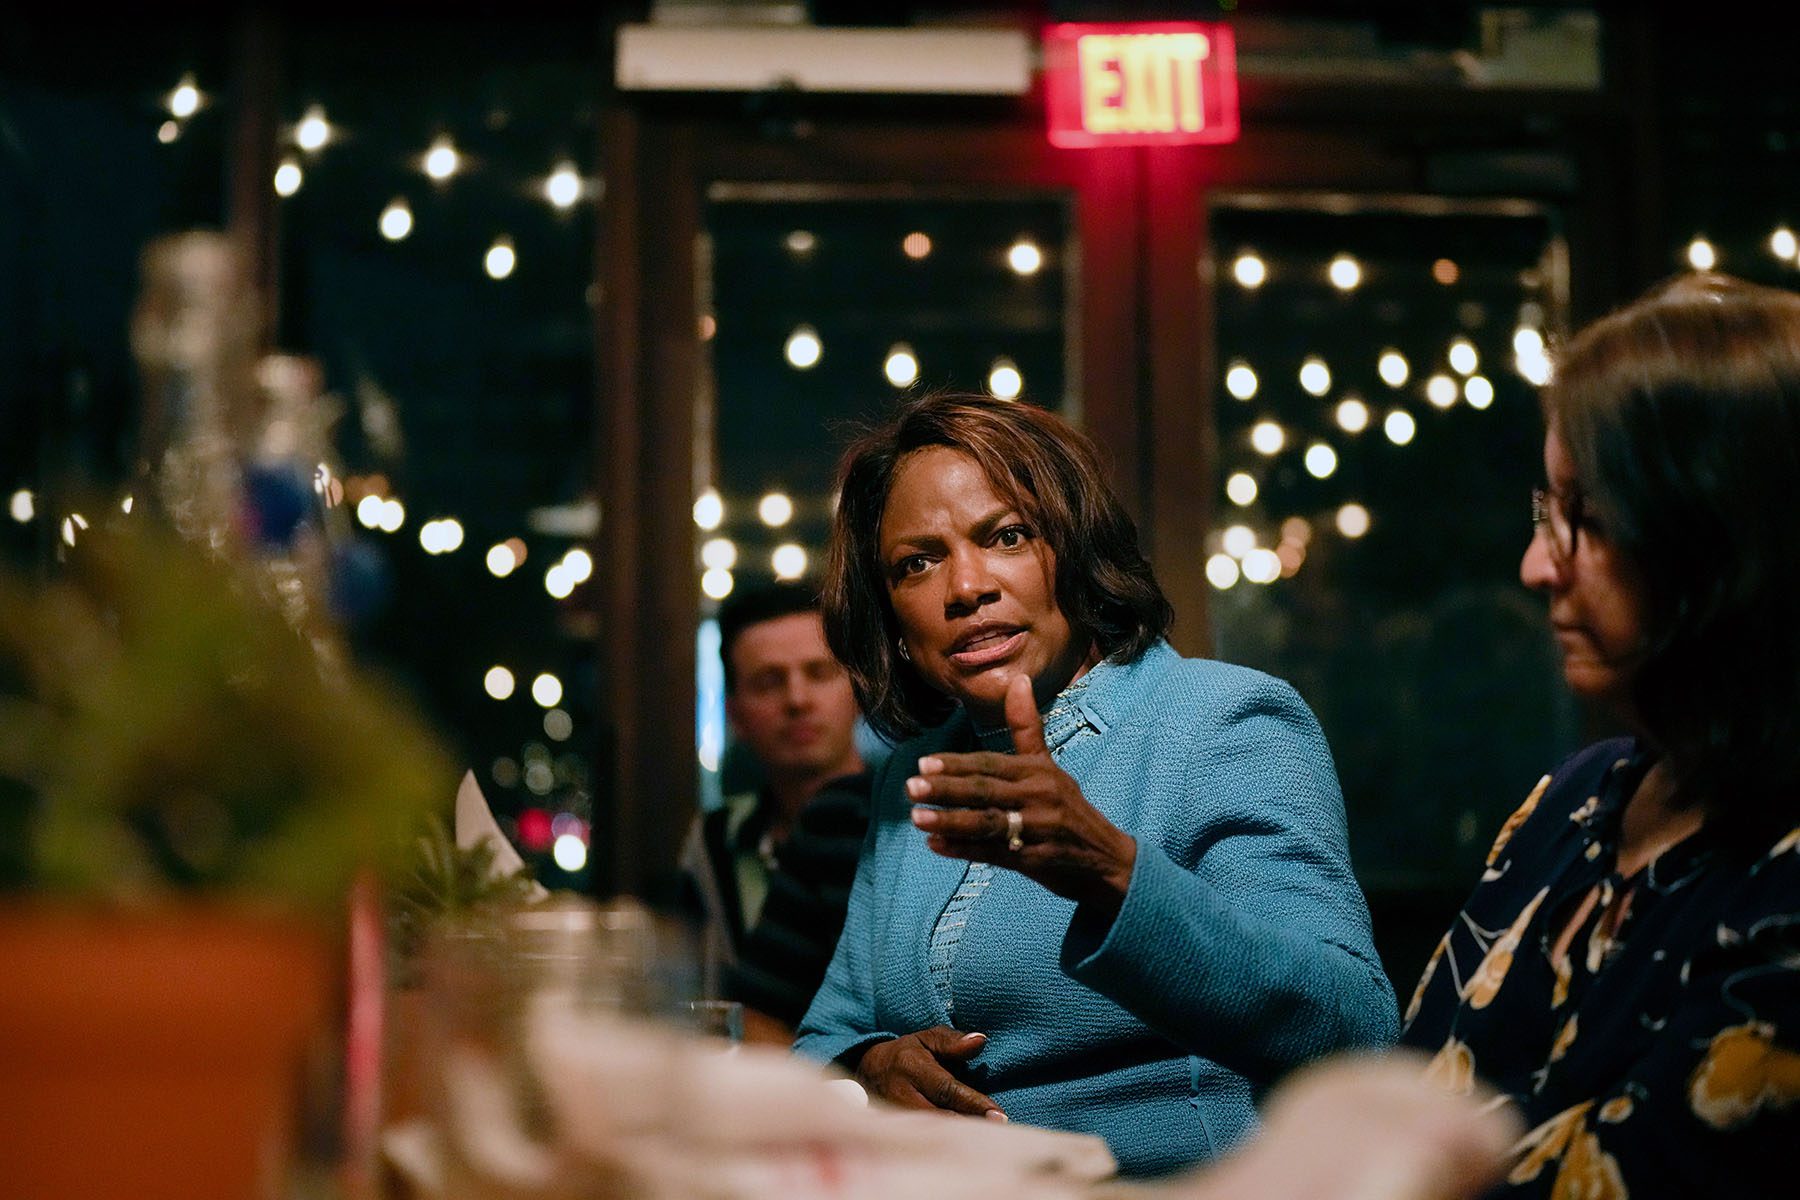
top-left (0, 515), bottom-right (457, 911)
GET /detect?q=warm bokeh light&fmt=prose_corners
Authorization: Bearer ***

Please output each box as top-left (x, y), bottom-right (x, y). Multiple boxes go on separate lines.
top-left (1222, 525), bottom-right (1256, 559)
top-left (544, 709), bottom-right (574, 741)
top-left (1378, 350), bottom-right (1409, 388)
top-left (701, 566), bottom-right (734, 600)
top-left (1224, 362), bottom-right (1258, 401)
top-left (379, 198), bottom-right (413, 241)
top-left (785, 229), bottom-right (816, 255)
top-left (902, 231), bottom-right (932, 259)
top-left (1299, 357), bottom-right (1331, 397)
top-left (532, 673), bottom-right (564, 708)
top-left (1232, 252), bottom-right (1266, 288)
top-left (1448, 338), bottom-right (1479, 376)
top-left (771, 543), bottom-right (807, 579)
top-left (378, 498), bottom-right (406, 533)
top-left (1242, 547), bottom-right (1282, 584)
top-left (295, 106), bottom-right (330, 151)
top-left (61, 513), bottom-right (87, 547)
top-left (1335, 397), bottom-right (1370, 434)
top-left (1336, 503), bottom-right (1371, 538)
top-left (425, 137), bottom-right (460, 180)
top-left (1686, 236), bottom-right (1717, 271)
top-left (1007, 239), bottom-right (1043, 276)
top-left (8, 489), bottom-right (33, 523)
top-left (486, 542), bottom-right (518, 577)
top-left (1384, 409), bottom-right (1417, 445)
top-left (553, 833), bottom-right (588, 872)
top-left (562, 548), bottom-right (593, 583)
top-left (356, 494), bottom-right (384, 529)
top-left (701, 538), bottom-right (737, 571)
top-left (758, 493), bottom-right (793, 527)
top-left (1772, 227), bottom-right (1798, 261)
top-left (692, 488), bottom-right (723, 531)
top-left (484, 666), bottom-right (516, 701)
top-left (1205, 553), bottom-right (1240, 589)
top-left (1327, 255), bottom-right (1362, 291)
top-left (157, 121), bottom-right (180, 144)
top-left (1250, 421), bottom-right (1285, 456)
top-left (1431, 258), bottom-right (1460, 286)
top-left (485, 238), bottom-right (516, 280)
top-left (1304, 442), bottom-right (1338, 479)
top-left (169, 78), bottom-right (202, 119)
top-left (544, 564), bottom-right (575, 599)
top-left (545, 161), bottom-right (581, 209)
top-left (1282, 516), bottom-right (1313, 545)
top-left (884, 344), bottom-right (919, 388)
top-left (1512, 327), bottom-right (1545, 358)
top-left (1225, 473), bottom-right (1258, 506)
top-left (273, 160), bottom-right (302, 197)
top-left (1426, 374), bottom-right (1459, 409)
top-left (784, 326), bottom-right (822, 369)
top-left (987, 359), bottom-right (1023, 400)
top-left (1464, 375), bottom-right (1495, 409)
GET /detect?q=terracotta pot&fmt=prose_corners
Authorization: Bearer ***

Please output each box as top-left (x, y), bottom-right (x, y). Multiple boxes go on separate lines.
top-left (0, 904), bottom-right (333, 1200)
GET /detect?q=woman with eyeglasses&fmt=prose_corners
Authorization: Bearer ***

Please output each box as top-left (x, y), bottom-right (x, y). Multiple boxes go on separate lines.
top-left (1401, 272), bottom-right (1800, 1196)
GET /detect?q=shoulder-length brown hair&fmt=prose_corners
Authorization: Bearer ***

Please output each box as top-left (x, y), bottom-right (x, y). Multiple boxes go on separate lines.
top-left (1545, 272), bottom-right (1800, 848)
top-left (823, 392), bottom-right (1172, 742)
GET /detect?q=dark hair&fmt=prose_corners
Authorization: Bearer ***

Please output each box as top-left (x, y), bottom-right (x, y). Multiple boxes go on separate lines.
top-left (1545, 272), bottom-right (1800, 845)
top-left (823, 392), bottom-right (1172, 741)
top-left (716, 581), bottom-right (820, 694)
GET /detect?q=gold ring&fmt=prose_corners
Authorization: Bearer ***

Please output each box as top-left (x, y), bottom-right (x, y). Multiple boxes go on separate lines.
top-left (1005, 809), bottom-right (1024, 853)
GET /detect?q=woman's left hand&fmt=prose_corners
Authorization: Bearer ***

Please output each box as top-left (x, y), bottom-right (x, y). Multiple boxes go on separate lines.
top-left (908, 673), bottom-right (1137, 911)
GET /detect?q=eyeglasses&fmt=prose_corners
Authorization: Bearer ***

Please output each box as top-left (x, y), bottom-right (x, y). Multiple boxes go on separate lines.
top-left (1530, 485), bottom-right (1585, 564)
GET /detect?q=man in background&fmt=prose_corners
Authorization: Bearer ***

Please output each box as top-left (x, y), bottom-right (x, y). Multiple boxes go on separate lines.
top-left (681, 582), bottom-right (872, 1044)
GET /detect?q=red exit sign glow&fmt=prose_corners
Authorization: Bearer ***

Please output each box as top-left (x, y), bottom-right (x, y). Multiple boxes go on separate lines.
top-left (1044, 22), bottom-right (1239, 148)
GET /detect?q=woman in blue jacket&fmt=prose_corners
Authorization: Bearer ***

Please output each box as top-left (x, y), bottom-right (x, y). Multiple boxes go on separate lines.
top-left (794, 392), bottom-right (1396, 1177)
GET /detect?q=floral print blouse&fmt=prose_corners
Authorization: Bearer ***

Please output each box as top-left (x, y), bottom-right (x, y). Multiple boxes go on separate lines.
top-left (1401, 737), bottom-right (1800, 1197)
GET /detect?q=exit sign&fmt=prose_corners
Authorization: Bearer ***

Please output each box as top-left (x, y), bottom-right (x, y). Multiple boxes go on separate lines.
top-left (1044, 22), bottom-right (1239, 148)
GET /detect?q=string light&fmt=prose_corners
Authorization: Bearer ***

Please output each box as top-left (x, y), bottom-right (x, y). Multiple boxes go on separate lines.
top-left (785, 230), bottom-right (816, 255)
top-left (1384, 409), bottom-right (1417, 445)
top-left (1242, 547), bottom-right (1281, 584)
top-left (544, 709), bottom-right (574, 741)
top-left (1224, 362), bottom-right (1258, 401)
top-left (1336, 503), bottom-right (1371, 538)
top-left (544, 161), bottom-right (581, 209)
top-left (1232, 252), bottom-right (1266, 288)
top-left (1431, 258), bottom-right (1460, 286)
top-left (884, 344), bottom-right (919, 388)
top-left (701, 567), bottom-right (734, 600)
top-left (484, 666), bottom-right (516, 700)
top-left (1685, 236), bottom-right (1717, 271)
top-left (701, 537), bottom-right (737, 570)
top-left (1007, 239), bottom-right (1043, 276)
top-left (295, 106), bottom-right (331, 152)
top-left (1447, 338), bottom-right (1478, 376)
top-left (1225, 473), bottom-right (1258, 506)
top-left (273, 159), bottom-right (303, 197)
top-left (758, 493), bottom-right (794, 527)
top-left (1464, 376), bottom-right (1495, 409)
top-left (1772, 226), bottom-right (1798, 261)
top-left (1377, 350), bottom-right (1410, 388)
top-left (1250, 421), bottom-right (1285, 456)
top-left (784, 326), bottom-right (822, 369)
top-left (8, 489), bottom-right (33, 523)
top-left (378, 498), bottom-right (406, 532)
top-left (1299, 357), bottom-right (1331, 397)
top-left (562, 548), bottom-right (593, 584)
top-left (532, 673), bottom-right (564, 708)
top-left (902, 232), bottom-right (932, 259)
top-left (1335, 397), bottom-right (1370, 434)
top-left (157, 121), bottom-right (180, 145)
top-left (1426, 374), bottom-right (1459, 409)
top-left (487, 543), bottom-right (519, 577)
top-left (553, 833), bottom-right (587, 872)
top-left (379, 198), bottom-right (413, 241)
top-left (169, 77), bottom-right (202, 120)
top-left (484, 237), bottom-right (516, 280)
top-left (771, 543), bottom-right (807, 579)
top-left (544, 564), bottom-right (575, 599)
top-left (1304, 443), bottom-right (1338, 478)
top-left (988, 358), bottom-right (1023, 400)
top-left (424, 136), bottom-right (460, 181)
top-left (692, 488), bottom-right (723, 531)
top-left (1222, 525), bottom-right (1256, 559)
top-left (356, 495), bottom-right (384, 528)
top-left (1327, 255), bottom-right (1362, 291)
top-left (1206, 553), bottom-right (1240, 590)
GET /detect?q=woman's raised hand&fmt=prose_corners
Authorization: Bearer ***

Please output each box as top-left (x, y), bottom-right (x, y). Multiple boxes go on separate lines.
top-left (908, 673), bottom-right (1137, 911)
top-left (853, 1027), bottom-right (1006, 1119)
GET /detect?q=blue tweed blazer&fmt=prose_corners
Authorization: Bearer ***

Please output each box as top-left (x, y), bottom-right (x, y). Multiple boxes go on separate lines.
top-left (794, 641), bottom-right (1397, 1177)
